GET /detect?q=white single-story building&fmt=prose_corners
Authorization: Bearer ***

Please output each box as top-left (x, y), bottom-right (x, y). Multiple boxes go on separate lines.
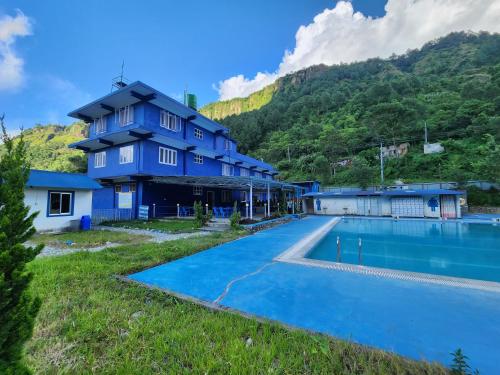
top-left (25, 170), bottom-right (102, 231)
top-left (302, 189), bottom-right (464, 219)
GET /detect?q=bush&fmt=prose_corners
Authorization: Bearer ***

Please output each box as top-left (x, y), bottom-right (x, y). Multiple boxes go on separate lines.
top-left (229, 202), bottom-right (241, 230)
top-left (466, 186), bottom-right (500, 206)
top-left (193, 201), bottom-right (209, 228)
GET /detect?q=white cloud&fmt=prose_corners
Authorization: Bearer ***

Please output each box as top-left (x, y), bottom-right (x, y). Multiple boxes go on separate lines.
top-left (0, 10), bottom-right (32, 91)
top-left (216, 0), bottom-right (500, 100)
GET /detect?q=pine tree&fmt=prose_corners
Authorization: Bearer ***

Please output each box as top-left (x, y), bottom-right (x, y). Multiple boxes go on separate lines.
top-left (0, 115), bottom-right (43, 374)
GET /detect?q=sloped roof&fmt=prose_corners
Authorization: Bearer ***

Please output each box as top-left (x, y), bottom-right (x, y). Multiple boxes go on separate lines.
top-left (302, 189), bottom-right (463, 198)
top-left (27, 170), bottom-right (102, 190)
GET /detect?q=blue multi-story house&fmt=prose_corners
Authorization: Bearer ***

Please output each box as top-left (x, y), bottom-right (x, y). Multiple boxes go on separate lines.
top-left (69, 81), bottom-right (297, 219)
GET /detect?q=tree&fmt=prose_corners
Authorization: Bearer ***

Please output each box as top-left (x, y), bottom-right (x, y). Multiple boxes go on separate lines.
top-left (0, 115), bottom-right (43, 374)
top-left (349, 157), bottom-right (375, 190)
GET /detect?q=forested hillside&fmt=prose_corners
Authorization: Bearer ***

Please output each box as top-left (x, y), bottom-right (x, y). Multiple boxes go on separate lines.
top-left (203, 32), bottom-right (500, 185)
top-left (2, 122), bottom-right (88, 172)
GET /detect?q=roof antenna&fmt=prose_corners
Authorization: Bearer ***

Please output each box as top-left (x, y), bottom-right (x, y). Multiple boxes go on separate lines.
top-left (111, 60), bottom-right (130, 91)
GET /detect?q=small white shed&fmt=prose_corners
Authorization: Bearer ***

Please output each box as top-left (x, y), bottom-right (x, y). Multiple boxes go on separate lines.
top-left (25, 170), bottom-right (101, 232)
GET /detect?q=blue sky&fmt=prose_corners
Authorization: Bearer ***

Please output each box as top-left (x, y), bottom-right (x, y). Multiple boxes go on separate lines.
top-left (0, 1), bottom-right (386, 131)
top-left (1, 0), bottom-right (498, 132)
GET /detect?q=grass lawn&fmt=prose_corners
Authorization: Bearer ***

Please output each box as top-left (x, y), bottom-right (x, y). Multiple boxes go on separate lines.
top-left (102, 218), bottom-right (199, 233)
top-left (32, 230), bottom-right (152, 248)
top-left (27, 232), bottom-right (446, 374)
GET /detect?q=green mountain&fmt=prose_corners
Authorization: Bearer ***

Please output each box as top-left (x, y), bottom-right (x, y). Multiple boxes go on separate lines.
top-left (200, 84), bottom-right (276, 120)
top-left (3, 122), bottom-right (88, 172)
top-left (201, 32), bottom-right (500, 185)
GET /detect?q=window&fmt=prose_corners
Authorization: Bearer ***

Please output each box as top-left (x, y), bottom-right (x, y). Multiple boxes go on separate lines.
top-left (129, 183), bottom-right (136, 193)
top-left (221, 190), bottom-right (232, 203)
top-left (222, 163), bottom-right (234, 176)
top-left (159, 147), bottom-right (177, 166)
top-left (224, 139), bottom-right (232, 151)
top-left (194, 128), bottom-right (203, 140)
top-left (266, 174), bottom-right (273, 180)
top-left (95, 116), bottom-right (106, 134)
top-left (115, 184), bottom-right (122, 193)
top-left (48, 191), bottom-right (73, 216)
top-left (194, 154), bottom-right (203, 164)
top-left (193, 185), bottom-right (203, 195)
top-left (119, 145), bottom-right (134, 164)
top-left (253, 171), bottom-right (262, 179)
top-left (94, 151), bottom-right (106, 168)
top-left (160, 110), bottom-right (181, 132)
top-left (118, 105), bottom-right (134, 126)
top-left (239, 168), bottom-right (249, 177)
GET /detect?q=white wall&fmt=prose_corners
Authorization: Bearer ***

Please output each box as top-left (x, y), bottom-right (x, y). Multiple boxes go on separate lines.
top-left (313, 197), bottom-right (358, 215)
top-left (25, 188), bottom-right (93, 231)
top-left (423, 194), bottom-right (441, 218)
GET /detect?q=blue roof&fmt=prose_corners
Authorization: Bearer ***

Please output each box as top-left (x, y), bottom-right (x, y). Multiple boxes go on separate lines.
top-left (27, 170), bottom-right (102, 190)
top-left (303, 189), bottom-right (464, 198)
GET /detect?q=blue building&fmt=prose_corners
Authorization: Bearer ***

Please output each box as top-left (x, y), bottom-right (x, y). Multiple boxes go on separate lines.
top-left (69, 81), bottom-right (297, 219)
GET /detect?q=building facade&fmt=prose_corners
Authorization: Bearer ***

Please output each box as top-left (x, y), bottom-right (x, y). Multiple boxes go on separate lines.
top-left (69, 81), bottom-right (290, 219)
top-left (26, 170), bottom-right (101, 231)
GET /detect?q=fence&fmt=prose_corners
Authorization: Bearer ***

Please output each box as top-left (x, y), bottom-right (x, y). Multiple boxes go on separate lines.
top-left (321, 180), bottom-right (497, 193)
top-left (92, 208), bottom-right (133, 225)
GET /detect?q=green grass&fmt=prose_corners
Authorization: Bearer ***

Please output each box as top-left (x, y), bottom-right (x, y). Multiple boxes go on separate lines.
top-left (32, 230), bottom-right (151, 248)
top-left (101, 219), bottom-right (198, 233)
top-left (26, 232), bottom-right (447, 374)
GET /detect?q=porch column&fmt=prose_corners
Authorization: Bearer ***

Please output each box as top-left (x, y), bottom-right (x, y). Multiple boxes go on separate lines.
top-left (250, 180), bottom-right (253, 220)
top-left (267, 183), bottom-right (271, 217)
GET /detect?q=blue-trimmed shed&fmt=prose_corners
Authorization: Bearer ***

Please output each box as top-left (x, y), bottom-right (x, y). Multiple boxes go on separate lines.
top-left (25, 170), bottom-right (101, 231)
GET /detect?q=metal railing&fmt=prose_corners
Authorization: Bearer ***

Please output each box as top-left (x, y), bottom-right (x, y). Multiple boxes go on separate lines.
top-left (92, 208), bottom-right (133, 225)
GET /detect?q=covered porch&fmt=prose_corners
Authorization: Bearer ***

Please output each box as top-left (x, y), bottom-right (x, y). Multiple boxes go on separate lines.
top-left (145, 175), bottom-right (301, 220)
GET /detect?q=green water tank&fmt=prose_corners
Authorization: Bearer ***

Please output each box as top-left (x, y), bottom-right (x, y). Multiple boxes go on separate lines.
top-left (185, 93), bottom-right (197, 110)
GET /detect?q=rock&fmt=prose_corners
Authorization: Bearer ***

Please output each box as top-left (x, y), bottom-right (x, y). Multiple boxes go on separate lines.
top-left (245, 337), bottom-right (253, 347)
top-left (131, 311), bottom-right (144, 320)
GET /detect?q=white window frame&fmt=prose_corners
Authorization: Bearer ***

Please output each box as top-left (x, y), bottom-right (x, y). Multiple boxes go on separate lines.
top-left (224, 139), bottom-right (232, 151)
top-left (241, 191), bottom-right (248, 202)
top-left (222, 163), bottom-right (234, 176)
top-left (239, 168), bottom-right (249, 177)
top-left (48, 191), bottom-right (73, 216)
top-left (118, 105), bottom-right (134, 126)
top-left (194, 128), bottom-right (203, 140)
top-left (159, 146), bottom-right (177, 166)
top-left (95, 116), bottom-right (106, 134)
top-left (160, 110), bottom-right (181, 132)
top-left (119, 145), bottom-right (134, 164)
top-left (193, 185), bottom-right (203, 196)
top-left (253, 171), bottom-right (262, 179)
top-left (94, 151), bottom-right (106, 168)
top-left (194, 154), bottom-right (203, 164)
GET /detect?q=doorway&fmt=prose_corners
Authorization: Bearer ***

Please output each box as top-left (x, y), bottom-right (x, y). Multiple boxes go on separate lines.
top-left (206, 191), bottom-right (215, 209)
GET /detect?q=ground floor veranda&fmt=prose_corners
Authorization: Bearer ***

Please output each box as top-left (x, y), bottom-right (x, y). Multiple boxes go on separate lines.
top-left (92, 175), bottom-right (303, 221)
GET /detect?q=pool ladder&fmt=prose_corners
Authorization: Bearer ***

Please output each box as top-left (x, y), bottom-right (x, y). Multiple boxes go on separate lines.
top-left (336, 236), bottom-right (363, 265)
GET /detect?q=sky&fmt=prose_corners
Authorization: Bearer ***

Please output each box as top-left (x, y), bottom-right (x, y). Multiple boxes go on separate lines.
top-left (0, 0), bottom-right (499, 132)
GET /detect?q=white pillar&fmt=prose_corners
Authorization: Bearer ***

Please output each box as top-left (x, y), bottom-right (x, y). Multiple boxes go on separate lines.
top-left (245, 203), bottom-right (249, 218)
top-left (267, 183), bottom-right (271, 217)
top-left (250, 180), bottom-right (253, 220)
top-left (176, 203), bottom-right (180, 218)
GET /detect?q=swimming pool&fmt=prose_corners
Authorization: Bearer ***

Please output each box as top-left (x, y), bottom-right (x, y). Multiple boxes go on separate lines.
top-left (306, 218), bottom-right (500, 283)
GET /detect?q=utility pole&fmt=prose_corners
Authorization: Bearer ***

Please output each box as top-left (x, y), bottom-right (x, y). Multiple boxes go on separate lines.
top-left (379, 142), bottom-right (384, 187)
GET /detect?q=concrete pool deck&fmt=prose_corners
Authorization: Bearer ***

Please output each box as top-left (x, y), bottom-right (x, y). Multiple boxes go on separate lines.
top-left (129, 216), bottom-right (500, 374)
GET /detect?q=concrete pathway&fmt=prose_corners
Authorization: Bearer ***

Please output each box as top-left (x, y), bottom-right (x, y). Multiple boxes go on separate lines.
top-left (36, 227), bottom-right (209, 258)
top-left (129, 216), bottom-right (500, 374)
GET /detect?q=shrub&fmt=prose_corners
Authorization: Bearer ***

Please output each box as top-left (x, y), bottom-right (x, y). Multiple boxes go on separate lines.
top-left (229, 201), bottom-right (241, 230)
top-left (193, 201), bottom-right (208, 228)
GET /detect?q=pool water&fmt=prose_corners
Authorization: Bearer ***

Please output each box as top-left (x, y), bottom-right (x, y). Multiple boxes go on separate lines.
top-left (306, 218), bottom-right (500, 283)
